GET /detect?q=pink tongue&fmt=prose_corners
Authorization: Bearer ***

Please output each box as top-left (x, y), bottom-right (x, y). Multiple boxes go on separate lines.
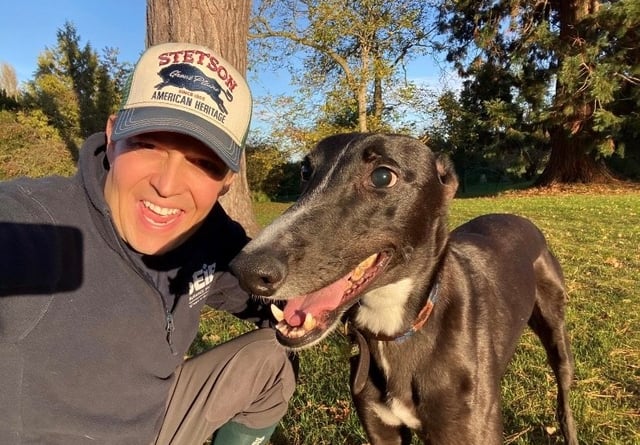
top-left (283, 275), bottom-right (351, 327)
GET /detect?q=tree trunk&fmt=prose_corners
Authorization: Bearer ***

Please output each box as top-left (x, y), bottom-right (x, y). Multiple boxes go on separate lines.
top-left (357, 45), bottom-right (370, 132)
top-left (372, 74), bottom-right (383, 131)
top-left (537, 128), bottom-right (614, 185)
top-left (537, 0), bottom-right (613, 186)
top-left (146, 0), bottom-right (260, 236)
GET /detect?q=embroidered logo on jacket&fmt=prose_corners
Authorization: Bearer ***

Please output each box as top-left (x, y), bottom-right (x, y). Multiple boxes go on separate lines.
top-left (188, 262), bottom-right (216, 308)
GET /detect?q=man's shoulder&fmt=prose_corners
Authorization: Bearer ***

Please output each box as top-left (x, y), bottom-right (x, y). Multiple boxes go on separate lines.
top-left (209, 203), bottom-right (250, 242)
top-left (0, 175), bottom-right (81, 223)
top-left (189, 203), bottom-right (249, 266)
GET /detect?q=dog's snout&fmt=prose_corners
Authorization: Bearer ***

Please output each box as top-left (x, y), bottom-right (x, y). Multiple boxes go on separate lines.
top-left (230, 251), bottom-right (288, 296)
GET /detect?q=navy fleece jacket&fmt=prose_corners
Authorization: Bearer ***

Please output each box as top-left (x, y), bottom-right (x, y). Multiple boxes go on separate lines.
top-left (0, 133), bottom-right (265, 444)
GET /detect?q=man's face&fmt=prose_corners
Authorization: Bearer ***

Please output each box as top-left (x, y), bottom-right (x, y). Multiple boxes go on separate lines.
top-left (104, 118), bottom-right (235, 255)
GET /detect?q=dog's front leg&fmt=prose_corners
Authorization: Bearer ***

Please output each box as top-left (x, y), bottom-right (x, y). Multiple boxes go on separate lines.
top-left (422, 419), bottom-right (502, 445)
top-left (350, 334), bottom-right (413, 445)
top-left (351, 381), bottom-right (413, 445)
top-left (415, 379), bottom-right (504, 445)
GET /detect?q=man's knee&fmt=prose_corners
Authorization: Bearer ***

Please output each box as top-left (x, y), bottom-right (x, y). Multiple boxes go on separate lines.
top-left (206, 329), bottom-right (296, 428)
top-left (236, 329), bottom-right (295, 398)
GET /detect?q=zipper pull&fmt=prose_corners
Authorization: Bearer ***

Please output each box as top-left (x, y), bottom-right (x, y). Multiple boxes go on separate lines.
top-left (165, 312), bottom-right (177, 355)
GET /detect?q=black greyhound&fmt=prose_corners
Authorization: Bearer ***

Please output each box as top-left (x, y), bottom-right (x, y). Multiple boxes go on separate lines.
top-left (230, 133), bottom-right (578, 445)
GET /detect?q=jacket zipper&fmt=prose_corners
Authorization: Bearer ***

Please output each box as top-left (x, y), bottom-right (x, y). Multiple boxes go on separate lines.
top-left (165, 311), bottom-right (176, 355)
top-left (104, 206), bottom-right (178, 356)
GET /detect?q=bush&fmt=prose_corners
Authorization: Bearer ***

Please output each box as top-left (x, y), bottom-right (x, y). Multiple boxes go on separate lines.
top-left (0, 110), bottom-right (77, 179)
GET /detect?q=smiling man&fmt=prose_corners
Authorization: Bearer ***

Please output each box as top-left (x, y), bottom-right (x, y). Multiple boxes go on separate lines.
top-left (103, 131), bottom-right (235, 255)
top-left (0, 43), bottom-right (295, 445)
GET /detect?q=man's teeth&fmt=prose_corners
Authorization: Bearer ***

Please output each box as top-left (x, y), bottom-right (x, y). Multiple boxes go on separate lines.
top-left (272, 304), bottom-right (318, 339)
top-left (143, 200), bottom-right (179, 216)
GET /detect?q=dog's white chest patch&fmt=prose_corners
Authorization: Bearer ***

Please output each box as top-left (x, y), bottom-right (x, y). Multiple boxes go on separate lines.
top-left (371, 398), bottom-right (422, 430)
top-left (355, 278), bottom-right (414, 336)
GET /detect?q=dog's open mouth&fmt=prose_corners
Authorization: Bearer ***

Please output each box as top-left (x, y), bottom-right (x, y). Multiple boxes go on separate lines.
top-left (270, 252), bottom-right (390, 348)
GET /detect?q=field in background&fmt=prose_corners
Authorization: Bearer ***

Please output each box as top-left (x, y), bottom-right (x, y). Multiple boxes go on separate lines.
top-left (193, 188), bottom-right (639, 445)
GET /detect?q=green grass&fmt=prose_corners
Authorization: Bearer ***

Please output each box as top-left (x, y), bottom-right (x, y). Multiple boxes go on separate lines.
top-left (194, 191), bottom-right (640, 445)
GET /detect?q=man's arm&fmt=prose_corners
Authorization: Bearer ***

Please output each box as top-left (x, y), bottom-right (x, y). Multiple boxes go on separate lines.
top-left (205, 271), bottom-right (273, 328)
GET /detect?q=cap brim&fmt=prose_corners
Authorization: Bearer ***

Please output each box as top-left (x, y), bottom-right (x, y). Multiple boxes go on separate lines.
top-left (111, 107), bottom-right (242, 172)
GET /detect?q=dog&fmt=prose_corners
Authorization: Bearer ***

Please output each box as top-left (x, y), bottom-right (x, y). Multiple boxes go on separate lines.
top-left (230, 133), bottom-right (578, 445)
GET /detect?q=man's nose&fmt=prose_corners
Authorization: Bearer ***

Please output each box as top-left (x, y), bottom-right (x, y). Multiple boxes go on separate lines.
top-left (150, 152), bottom-right (186, 197)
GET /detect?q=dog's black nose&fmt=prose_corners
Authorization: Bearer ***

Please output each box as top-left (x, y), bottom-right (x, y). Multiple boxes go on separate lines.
top-left (230, 251), bottom-right (287, 296)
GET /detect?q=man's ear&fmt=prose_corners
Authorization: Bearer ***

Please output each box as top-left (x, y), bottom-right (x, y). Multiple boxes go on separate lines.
top-left (105, 115), bottom-right (118, 164)
top-left (220, 173), bottom-right (236, 196)
top-left (105, 115), bottom-right (117, 144)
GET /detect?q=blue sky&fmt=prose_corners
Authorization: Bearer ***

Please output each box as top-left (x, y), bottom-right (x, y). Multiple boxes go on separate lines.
top-left (0, 1), bottom-right (457, 133)
top-left (0, 1), bottom-right (287, 130)
top-left (0, 1), bottom-right (146, 85)
top-left (0, 1), bottom-right (301, 97)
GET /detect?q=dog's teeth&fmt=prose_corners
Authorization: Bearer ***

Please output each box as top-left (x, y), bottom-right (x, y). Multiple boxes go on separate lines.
top-left (287, 326), bottom-right (301, 338)
top-left (303, 313), bottom-right (317, 331)
top-left (274, 312), bottom-right (316, 339)
top-left (361, 253), bottom-right (379, 269)
top-left (351, 253), bottom-right (379, 282)
top-left (271, 304), bottom-right (285, 322)
top-left (276, 321), bottom-right (291, 337)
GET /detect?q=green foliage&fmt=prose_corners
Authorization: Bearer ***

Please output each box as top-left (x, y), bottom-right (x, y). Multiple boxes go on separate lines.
top-left (0, 22), bottom-right (130, 180)
top-left (24, 64), bottom-right (81, 142)
top-left (435, 0), bottom-right (640, 182)
top-left (0, 110), bottom-right (76, 179)
top-left (23, 22), bottom-right (129, 142)
top-left (245, 139), bottom-right (295, 200)
top-left (427, 66), bottom-right (550, 185)
top-left (0, 88), bottom-right (20, 111)
top-left (251, 0), bottom-right (436, 139)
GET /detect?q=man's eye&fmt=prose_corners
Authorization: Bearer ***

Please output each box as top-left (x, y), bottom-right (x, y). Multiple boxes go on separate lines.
top-left (125, 139), bottom-right (154, 150)
top-left (192, 158), bottom-right (228, 178)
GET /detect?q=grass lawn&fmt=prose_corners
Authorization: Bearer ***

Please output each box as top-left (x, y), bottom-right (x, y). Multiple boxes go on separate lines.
top-left (194, 187), bottom-right (639, 445)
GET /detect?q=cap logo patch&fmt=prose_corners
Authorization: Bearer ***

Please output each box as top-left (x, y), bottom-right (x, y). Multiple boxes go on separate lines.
top-left (155, 63), bottom-right (232, 115)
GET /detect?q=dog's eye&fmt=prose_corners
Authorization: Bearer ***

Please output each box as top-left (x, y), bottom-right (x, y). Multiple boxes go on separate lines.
top-left (370, 167), bottom-right (397, 188)
top-left (300, 159), bottom-right (312, 181)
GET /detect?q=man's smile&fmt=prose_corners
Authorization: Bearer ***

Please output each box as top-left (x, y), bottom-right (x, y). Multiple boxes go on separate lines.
top-left (140, 200), bottom-right (183, 226)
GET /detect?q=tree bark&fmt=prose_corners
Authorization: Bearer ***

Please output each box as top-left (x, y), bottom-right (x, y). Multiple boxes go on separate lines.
top-left (537, 128), bottom-right (614, 184)
top-left (146, 0), bottom-right (260, 236)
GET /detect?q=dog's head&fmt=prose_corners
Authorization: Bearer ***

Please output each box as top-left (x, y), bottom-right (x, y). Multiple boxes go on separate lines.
top-left (231, 133), bottom-right (458, 349)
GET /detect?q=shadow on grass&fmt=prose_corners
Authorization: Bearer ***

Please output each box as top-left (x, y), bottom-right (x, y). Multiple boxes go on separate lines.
top-left (456, 180), bottom-right (534, 198)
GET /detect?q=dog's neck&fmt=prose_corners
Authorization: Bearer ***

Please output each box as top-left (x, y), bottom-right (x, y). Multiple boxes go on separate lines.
top-left (351, 220), bottom-right (448, 343)
top-left (369, 280), bottom-right (440, 343)
top-left (353, 275), bottom-right (440, 344)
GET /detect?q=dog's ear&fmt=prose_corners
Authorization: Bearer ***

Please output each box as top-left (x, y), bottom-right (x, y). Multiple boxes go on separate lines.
top-left (435, 153), bottom-right (459, 201)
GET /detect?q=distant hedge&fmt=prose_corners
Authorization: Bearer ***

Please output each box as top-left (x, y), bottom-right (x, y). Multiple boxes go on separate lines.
top-left (0, 110), bottom-right (77, 180)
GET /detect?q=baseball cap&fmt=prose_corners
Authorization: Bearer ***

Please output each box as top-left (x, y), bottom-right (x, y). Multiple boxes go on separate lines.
top-left (111, 42), bottom-right (252, 172)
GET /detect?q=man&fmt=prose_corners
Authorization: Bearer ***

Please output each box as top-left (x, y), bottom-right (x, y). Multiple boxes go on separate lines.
top-left (0, 42), bottom-right (295, 445)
